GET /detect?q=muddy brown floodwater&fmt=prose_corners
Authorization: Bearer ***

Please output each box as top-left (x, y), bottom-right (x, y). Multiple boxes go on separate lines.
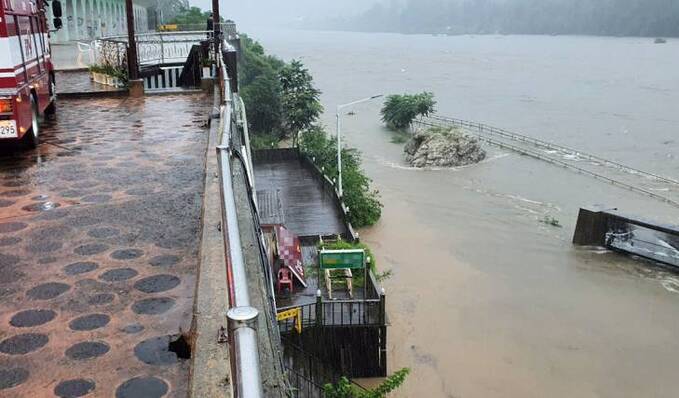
top-left (251, 28), bottom-right (679, 398)
top-left (0, 94), bottom-right (210, 397)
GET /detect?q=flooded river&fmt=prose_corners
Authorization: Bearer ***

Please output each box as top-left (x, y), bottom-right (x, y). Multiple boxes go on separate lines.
top-left (249, 29), bottom-right (679, 397)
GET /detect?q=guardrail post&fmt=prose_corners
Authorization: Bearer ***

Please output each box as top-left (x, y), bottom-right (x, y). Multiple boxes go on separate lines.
top-left (227, 306), bottom-right (263, 398)
top-left (159, 34), bottom-right (165, 64)
top-left (379, 287), bottom-right (387, 376)
top-left (379, 287), bottom-right (386, 325)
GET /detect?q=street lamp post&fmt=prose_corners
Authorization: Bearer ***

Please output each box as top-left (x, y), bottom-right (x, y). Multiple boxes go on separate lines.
top-left (336, 95), bottom-right (383, 198)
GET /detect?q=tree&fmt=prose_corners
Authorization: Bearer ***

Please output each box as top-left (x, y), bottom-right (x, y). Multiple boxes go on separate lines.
top-left (279, 60), bottom-right (323, 145)
top-left (167, 6), bottom-right (211, 26)
top-left (239, 35), bottom-right (285, 136)
top-left (240, 70), bottom-right (282, 135)
top-left (381, 92), bottom-right (436, 130)
top-left (323, 368), bottom-right (410, 398)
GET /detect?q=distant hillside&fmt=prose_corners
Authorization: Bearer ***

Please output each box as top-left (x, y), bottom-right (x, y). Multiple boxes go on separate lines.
top-left (324, 0), bottom-right (679, 38)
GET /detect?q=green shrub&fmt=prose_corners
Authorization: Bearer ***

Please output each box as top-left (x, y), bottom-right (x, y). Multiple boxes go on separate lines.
top-left (88, 64), bottom-right (128, 82)
top-left (299, 126), bottom-right (383, 228)
top-left (323, 368), bottom-right (410, 398)
top-left (250, 133), bottom-right (280, 150)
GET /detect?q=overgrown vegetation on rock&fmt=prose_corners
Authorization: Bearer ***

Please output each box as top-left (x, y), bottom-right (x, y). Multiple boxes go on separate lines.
top-left (381, 92), bottom-right (436, 130)
top-left (404, 126), bottom-right (486, 168)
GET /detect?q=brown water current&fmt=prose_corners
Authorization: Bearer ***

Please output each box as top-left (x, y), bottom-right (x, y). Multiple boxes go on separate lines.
top-left (250, 28), bottom-right (679, 397)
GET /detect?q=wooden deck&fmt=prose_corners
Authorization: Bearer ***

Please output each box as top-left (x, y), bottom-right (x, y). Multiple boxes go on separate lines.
top-left (254, 158), bottom-right (346, 238)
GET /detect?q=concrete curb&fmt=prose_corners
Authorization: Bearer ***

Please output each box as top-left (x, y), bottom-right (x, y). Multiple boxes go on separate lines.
top-left (188, 86), bottom-right (232, 397)
top-left (56, 90), bottom-right (128, 99)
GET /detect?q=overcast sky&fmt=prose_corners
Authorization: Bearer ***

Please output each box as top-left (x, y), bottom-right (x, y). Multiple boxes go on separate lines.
top-left (189, 0), bottom-right (385, 28)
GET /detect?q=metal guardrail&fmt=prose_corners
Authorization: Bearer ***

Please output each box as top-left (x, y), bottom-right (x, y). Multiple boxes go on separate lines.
top-left (428, 115), bottom-right (679, 186)
top-left (96, 31), bottom-right (212, 66)
top-left (416, 117), bottom-right (679, 208)
top-left (216, 38), bottom-right (264, 398)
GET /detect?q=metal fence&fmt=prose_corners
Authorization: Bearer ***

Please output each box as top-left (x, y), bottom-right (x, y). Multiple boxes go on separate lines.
top-left (96, 31), bottom-right (212, 66)
top-left (278, 296), bottom-right (385, 334)
top-left (417, 116), bottom-right (679, 208)
top-left (216, 37), bottom-right (266, 398)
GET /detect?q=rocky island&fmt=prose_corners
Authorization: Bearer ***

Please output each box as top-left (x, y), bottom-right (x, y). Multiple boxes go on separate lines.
top-left (404, 126), bottom-right (486, 168)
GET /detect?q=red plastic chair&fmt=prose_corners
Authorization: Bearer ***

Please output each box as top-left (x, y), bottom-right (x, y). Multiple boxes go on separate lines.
top-left (277, 267), bottom-right (294, 294)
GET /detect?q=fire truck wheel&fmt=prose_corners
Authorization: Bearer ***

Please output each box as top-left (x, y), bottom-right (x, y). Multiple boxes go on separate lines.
top-left (26, 96), bottom-right (40, 148)
top-left (45, 76), bottom-right (57, 119)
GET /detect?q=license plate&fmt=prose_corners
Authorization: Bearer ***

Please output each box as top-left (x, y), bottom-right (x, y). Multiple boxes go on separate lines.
top-left (0, 120), bottom-right (18, 138)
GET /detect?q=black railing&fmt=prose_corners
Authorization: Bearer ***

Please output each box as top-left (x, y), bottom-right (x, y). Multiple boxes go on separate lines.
top-left (278, 296), bottom-right (385, 333)
top-left (283, 336), bottom-right (369, 397)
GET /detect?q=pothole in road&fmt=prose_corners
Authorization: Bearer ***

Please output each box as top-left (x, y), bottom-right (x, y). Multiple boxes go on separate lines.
top-left (10, 309), bottom-right (57, 327)
top-left (133, 275), bottom-right (180, 294)
top-left (169, 335), bottom-right (191, 360)
top-left (68, 314), bottom-right (110, 331)
top-left (26, 282), bottom-right (71, 300)
top-left (0, 333), bottom-right (49, 355)
top-left (115, 377), bottom-right (168, 398)
top-left (65, 341), bottom-right (110, 360)
top-left (133, 335), bottom-right (189, 365)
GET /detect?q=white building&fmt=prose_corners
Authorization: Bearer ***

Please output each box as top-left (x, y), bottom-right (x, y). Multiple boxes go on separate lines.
top-left (48, 0), bottom-right (149, 43)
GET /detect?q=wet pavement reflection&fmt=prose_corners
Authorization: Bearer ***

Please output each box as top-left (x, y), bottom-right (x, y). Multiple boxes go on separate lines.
top-left (0, 94), bottom-right (210, 397)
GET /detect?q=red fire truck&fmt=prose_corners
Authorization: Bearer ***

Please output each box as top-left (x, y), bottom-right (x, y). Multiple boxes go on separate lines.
top-left (0, 0), bottom-right (60, 147)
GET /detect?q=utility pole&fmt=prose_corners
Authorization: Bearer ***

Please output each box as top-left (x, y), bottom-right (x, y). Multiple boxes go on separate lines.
top-left (211, 0), bottom-right (220, 59)
top-left (336, 95), bottom-right (383, 197)
top-left (125, 0), bottom-right (138, 81)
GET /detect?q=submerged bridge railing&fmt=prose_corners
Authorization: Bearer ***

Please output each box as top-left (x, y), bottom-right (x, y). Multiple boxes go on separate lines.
top-left (416, 116), bottom-right (679, 208)
top-left (427, 114), bottom-right (679, 186)
top-left (574, 207), bottom-right (679, 268)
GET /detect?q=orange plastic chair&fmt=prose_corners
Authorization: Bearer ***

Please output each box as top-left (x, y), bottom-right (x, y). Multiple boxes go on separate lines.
top-left (277, 267), bottom-right (294, 294)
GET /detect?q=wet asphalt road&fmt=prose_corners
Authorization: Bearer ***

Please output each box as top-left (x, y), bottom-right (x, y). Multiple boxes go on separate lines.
top-left (0, 94), bottom-right (210, 397)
